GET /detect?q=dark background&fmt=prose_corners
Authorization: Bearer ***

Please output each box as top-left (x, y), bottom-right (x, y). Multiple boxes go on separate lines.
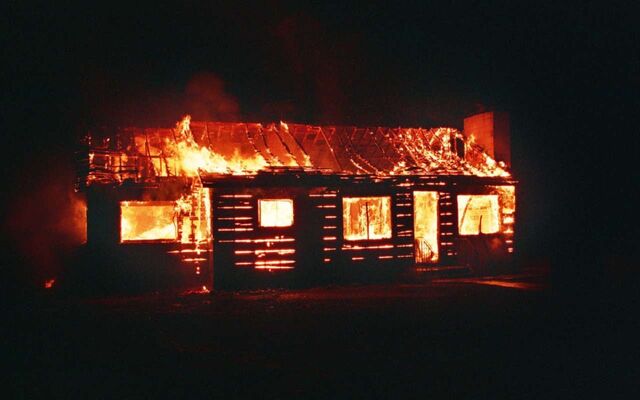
top-left (2, 1), bottom-right (638, 291)
top-left (2, 2), bottom-right (640, 398)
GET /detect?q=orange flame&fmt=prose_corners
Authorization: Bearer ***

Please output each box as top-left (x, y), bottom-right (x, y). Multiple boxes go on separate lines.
top-left (119, 187), bottom-right (212, 244)
top-left (343, 197), bottom-right (392, 241)
top-left (120, 201), bottom-right (177, 242)
top-left (172, 115), bottom-right (268, 175)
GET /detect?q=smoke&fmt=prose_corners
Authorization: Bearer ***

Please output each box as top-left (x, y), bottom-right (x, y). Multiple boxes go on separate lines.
top-left (78, 70), bottom-right (242, 126)
top-left (268, 13), bottom-right (353, 124)
top-left (3, 156), bottom-right (86, 288)
top-left (184, 72), bottom-right (241, 121)
top-left (2, 70), bottom-right (243, 290)
top-left (262, 12), bottom-right (476, 127)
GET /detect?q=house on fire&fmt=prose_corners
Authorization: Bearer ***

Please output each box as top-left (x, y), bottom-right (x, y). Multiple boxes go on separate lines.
top-left (76, 112), bottom-right (516, 290)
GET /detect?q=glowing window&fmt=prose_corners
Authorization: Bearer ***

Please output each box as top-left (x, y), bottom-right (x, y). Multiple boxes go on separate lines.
top-left (457, 195), bottom-right (500, 235)
top-left (258, 199), bottom-right (294, 227)
top-left (120, 201), bottom-right (177, 242)
top-left (343, 196), bottom-right (392, 241)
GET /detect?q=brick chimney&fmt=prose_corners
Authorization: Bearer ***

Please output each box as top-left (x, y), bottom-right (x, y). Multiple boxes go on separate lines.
top-left (463, 112), bottom-right (511, 167)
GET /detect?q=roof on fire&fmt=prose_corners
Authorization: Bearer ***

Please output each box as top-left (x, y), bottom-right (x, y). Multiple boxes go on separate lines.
top-left (112, 120), bottom-right (510, 177)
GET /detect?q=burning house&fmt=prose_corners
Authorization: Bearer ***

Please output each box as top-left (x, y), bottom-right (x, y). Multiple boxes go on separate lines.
top-left (76, 112), bottom-right (516, 290)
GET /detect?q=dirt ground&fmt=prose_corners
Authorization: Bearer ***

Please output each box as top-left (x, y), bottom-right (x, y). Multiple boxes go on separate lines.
top-left (4, 268), bottom-right (639, 398)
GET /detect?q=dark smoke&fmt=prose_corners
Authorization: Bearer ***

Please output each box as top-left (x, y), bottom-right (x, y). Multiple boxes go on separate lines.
top-left (3, 156), bottom-right (86, 290)
top-left (184, 72), bottom-right (241, 121)
top-left (78, 70), bottom-right (242, 127)
top-left (3, 70), bottom-right (241, 291)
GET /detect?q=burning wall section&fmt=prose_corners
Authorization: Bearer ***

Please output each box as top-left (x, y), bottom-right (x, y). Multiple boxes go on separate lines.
top-left (204, 172), bottom-right (516, 289)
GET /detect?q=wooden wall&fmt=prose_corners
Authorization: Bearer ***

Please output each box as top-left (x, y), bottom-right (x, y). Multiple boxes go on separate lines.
top-left (209, 174), bottom-right (517, 289)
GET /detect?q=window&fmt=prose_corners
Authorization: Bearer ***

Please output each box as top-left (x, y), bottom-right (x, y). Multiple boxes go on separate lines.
top-left (120, 201), bottom-right (177, 242)
top-left (457, 195), bottom-right (500, 235)
top-left (258, 199), bottom-right (294, 227)
top-left (343, 196), bottom-right (392, 241)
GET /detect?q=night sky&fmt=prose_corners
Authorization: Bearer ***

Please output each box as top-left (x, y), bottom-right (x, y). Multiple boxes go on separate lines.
top-left (3, 1), bottom-right (638, 288)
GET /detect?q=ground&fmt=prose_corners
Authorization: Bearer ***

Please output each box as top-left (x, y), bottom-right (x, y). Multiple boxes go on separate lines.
top-left (4, 267), bottom-right (639, 398)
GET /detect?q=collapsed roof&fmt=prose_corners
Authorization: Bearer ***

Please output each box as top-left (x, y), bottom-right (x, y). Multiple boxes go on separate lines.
top-left (79, 117), bottom-right (510, 187)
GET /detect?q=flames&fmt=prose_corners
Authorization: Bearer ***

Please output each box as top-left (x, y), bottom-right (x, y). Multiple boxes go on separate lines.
top-left (163, 117), bottom-right (509, 179)
top-left (127, 115), bottom-right (269, 178)
top-left (413, 191), bottom-right (439, 263)
top-left (492, 185), bottom-right (516, 236)
top-left (175, 187), bottom-right (212, 243)
top-left (120, 187), bottom-right (212, 244)
top-left (118, 117), bottom-right (225, 244)
top-left (120, 201), bottom-right (177, 242)
top-left (457, 187), bottom-right (515, 236)
top-left (464, 134), bottom-right (510, 177)
top-left (343, 197), bottom-right (392, 241)
top-left (85, 116), bottom-right (514, 246)
top-left (81, 116), bottom-right (512, 190)
top-left (172, 115), bottom-right (268, 175)
top-left (385, 128), bottom-right (510, 178)
top-left (457, 195), bottom-right (500, 235)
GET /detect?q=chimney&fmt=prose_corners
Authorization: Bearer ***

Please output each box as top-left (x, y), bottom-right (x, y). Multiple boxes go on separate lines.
top-left (463, 112), bottom-right (511, 167)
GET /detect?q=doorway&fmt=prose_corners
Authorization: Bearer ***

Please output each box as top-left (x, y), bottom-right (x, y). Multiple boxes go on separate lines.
top-left (413, 191), bottom-right (439, 264)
